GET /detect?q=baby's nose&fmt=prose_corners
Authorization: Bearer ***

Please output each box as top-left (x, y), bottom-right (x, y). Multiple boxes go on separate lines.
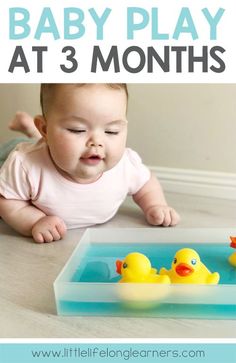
top-left (88, 141), bottom-right (102, 147)
top-left (87, 136), bottom-right (103, 148)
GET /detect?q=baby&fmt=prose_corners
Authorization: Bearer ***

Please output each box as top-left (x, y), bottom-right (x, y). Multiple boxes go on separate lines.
top-left (0, 84), bottom-right (180, 243)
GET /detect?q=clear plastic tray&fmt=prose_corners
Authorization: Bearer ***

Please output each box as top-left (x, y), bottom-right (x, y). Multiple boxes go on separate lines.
top-left (54, 228), bottom-right (236, 318)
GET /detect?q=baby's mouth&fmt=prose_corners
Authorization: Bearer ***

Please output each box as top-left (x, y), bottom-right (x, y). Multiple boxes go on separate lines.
top-left (80, 154), bottom-right (103, 166)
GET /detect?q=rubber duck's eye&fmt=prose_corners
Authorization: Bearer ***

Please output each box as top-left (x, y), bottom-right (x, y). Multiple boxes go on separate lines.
top-left (173, 258), bottom-right (177, 264)
top-left (123, 262), bottom-right (128, 269)
top-left (191, 259), bottom-right (197, 265)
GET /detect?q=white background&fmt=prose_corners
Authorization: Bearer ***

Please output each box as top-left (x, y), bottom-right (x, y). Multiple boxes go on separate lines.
top-left (0, 0), bottom-right (235, 82)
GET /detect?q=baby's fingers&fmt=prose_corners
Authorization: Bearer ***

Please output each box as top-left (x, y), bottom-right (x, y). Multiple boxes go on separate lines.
top-left (55, 220), bottom-right (67, 238)
top-left (146, 206), bottom-right (180, 227)
top-left (32, 231), bottom-right (45, 243)
top-left (41, 230), bottom-right (55, 243)
top-left (170, 209), bottom-right (180, 226)
top-left (147, 209), bottom-right (164, 225)
top-left (33, 228), bottom-right (61, 243)
top-left (49, 228), bottom-right (62, 241)
top-left (162, 209), bottom-right (172, 227)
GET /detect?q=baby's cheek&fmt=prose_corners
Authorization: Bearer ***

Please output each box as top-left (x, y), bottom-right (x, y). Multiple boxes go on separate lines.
top-left (108, 143), bottom-right (126, 165)
top-left (59, 135), bottom-right (77, 151)
top-left (51, 143), bottom-right (76, 166)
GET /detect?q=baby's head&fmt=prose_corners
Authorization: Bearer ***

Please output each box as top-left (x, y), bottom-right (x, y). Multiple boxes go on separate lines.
top-left (35, 84), bottom-right (128, 183)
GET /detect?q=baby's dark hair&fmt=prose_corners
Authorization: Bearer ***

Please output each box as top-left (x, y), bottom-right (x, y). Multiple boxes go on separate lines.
top-left (40, 83), bottom-right (128, 117)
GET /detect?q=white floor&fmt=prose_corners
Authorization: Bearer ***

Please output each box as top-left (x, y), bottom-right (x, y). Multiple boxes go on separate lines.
top-left (0, 192), bottom-right (236, 338)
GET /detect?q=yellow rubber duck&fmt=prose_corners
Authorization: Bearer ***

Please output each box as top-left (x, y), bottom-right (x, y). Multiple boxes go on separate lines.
top-left (116, 252), bottom-right (170, 284)
top-left (116, 252), bottom-right (170, 306)
top-left (228, 236), bottom-right (236, 267)
top-left (160, 248), bottom-right (220, 284)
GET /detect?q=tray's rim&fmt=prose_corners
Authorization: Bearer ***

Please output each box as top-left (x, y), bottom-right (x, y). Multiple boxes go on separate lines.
top-left (54, 227), bottom-right (236, 307)
top-left (54, 227), bottom-right (236, 285)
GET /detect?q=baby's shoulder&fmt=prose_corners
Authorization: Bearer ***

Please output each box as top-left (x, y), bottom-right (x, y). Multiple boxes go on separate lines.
top-left (12, 139), bottom-right (46, 161)
top-left (5, 139), bottom-right (48, 175)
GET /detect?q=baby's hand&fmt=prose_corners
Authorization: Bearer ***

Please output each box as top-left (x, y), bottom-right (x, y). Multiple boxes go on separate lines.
top-left (32, 216), bottom-right (67, 243)
top-left (145, 205), bottom-right (180, 227)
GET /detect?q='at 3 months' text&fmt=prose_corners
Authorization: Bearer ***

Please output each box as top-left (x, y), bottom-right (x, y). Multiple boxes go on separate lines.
top-left (8, 45), bottom-right (226, 74)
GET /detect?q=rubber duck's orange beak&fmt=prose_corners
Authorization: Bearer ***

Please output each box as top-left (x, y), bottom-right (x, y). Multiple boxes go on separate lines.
top-left (230, 237), bottom-right (236, 249)
top-left (175, 263), bottom-right (194, 277)
top-left (116, 260), bottom-right (122, 274)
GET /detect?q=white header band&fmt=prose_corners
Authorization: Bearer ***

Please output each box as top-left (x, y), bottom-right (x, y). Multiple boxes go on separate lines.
top-left (0, 0), bottom-right (235, 82)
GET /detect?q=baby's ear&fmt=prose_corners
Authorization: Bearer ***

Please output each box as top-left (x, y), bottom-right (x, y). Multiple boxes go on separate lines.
top-left (34, 115), bottom-right (47, 140)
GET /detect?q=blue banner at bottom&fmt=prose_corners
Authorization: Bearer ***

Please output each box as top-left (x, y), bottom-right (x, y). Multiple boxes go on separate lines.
top-left (0, 343), bottom-right (236, 363)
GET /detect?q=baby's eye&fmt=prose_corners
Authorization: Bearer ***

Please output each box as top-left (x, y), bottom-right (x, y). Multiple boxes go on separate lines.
top-left (173, 258), bottom-right (177, 264)
top-left (191, 259), bottom-right (197, 265)
top-left (105, 130), bottom-right (119, 135)
top-left (67, 129), bottom-right (86, 133)
top-left (123, 263), bottom-right (128, 269)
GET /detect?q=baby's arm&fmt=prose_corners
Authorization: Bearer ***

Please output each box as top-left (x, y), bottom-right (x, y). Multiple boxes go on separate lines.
top-left (133, 174), bottom-right (180, 226)
top-left (0, 196), bottom-right (66, 243)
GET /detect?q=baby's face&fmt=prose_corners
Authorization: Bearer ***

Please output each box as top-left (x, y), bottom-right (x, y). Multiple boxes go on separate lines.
top-left (44, 84), bottom-right (127, 183)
